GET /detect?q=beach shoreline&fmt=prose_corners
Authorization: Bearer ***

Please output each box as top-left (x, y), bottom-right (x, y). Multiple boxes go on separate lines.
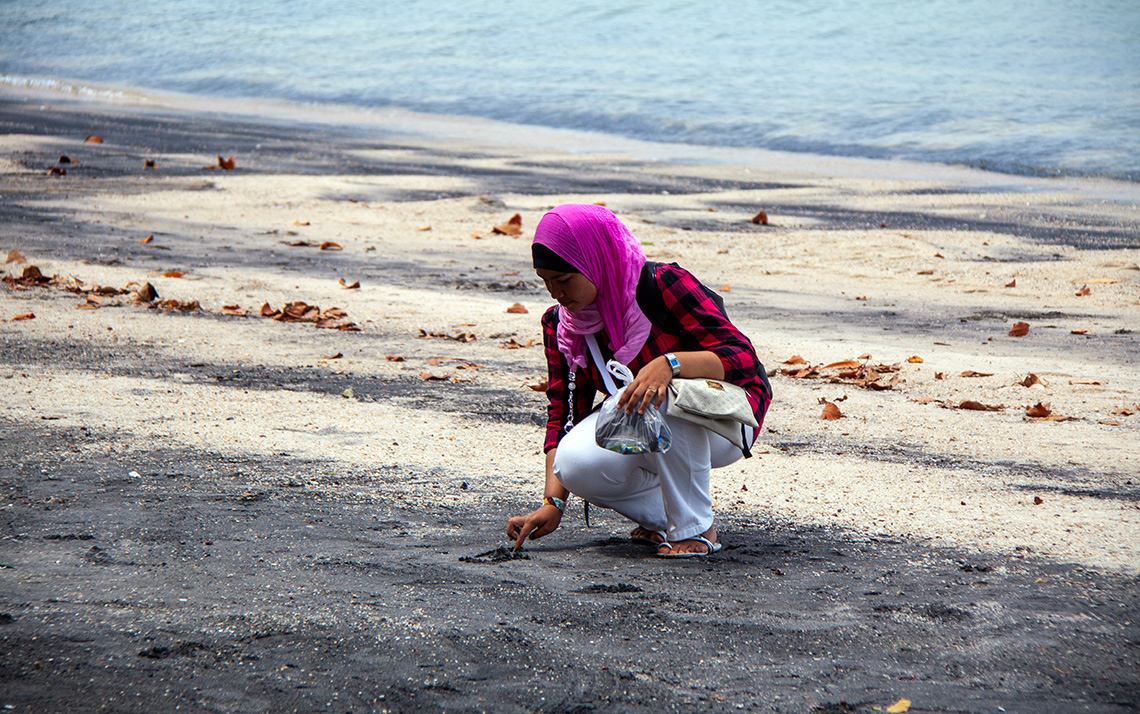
top-left (2, 86), bottom-right (1138, 711)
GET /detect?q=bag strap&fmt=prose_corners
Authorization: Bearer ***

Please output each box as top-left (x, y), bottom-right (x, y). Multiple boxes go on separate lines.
top-left (584, 333), bottom-right (620, 394)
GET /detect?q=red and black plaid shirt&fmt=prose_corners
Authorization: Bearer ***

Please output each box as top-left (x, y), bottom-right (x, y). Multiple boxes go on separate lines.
top-left (541, 262), bottom-right (771, 452)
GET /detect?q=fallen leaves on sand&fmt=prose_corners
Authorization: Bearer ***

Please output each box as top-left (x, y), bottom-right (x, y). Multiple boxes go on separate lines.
top-left (819, 399), bottom-right (843, 420)
top-left (85, 135), bottom-right (103, 144)
top-left (162, 271), bottom-right (186, 278)
top-left (960, 371), bottom-right (994, 378)
top-left (779, 356), bottom-right (902, 391)
top-left (1085, 278), bottom-right (1119, 284)
top-left (323, 352), bottom-right (343, 360)
top-left (11, 313), bottom-right (35, 321)
top-left (138, 235), bottom-right (153, 244)
top-left (5, 249), bottom-right (25, 264)
top-left (151, 298), bottom-right (201, 313)
top-left (1099, 419), bottom-right (1122, 426)
top-left (886, 700), bottom-right (911, 714)
top-left (1020, 373), bottom-right (1046, 387)
top-left (907, 356), bottom-right (923, 363)
top-left (47, 167), bottom-right (66, 176)
top-left (219, 304), bottom-right (247, 317)
top-left (1009, 322), bottom-right (1030, 337)
top-left (320, 242), bottom-right (342, 251)
top-left (58, 155), bottom-right (72, 164)
top-left (506, 303), bottom-right (528, 314)
top-left (419, 372), bottom-right (450, 381)
top-left (958, 400), bottom-right (1005, 412)
top-left (1071, 328), bottom-right (1091, 335)
top-left (501, 337), bottom-right (534, 349)
top-left (720, 284), bottom-right (731, 292)
top-left (258, 301), bottom-right (359, 330)
top-left (202, 155), bottom-right (236, 170)
top-left (293, 220), bottom-right (310, 226)
top-left (1075, 285), bottom-right (1091, 296)
top-left (419, 329), bottom-right (476, 343)
top-left (1026, 402), bottom-right (1053, 418)
top-left (3, 265), bottom-right (53, 287)
top-left (1112, 407), bottom-right (1135, 416)
top-left (750, 210), bottom-right (769, 225)
top-left (144, 159), bottom-right (155, 169)
top-left (783, 355), bottom-right (806, 365)
top-left (260, 302), bottom-right (280, 318)
top-left (917, 269), bottom-right (934, 275)
top-left (1005, 279), bottom-right (1017, 288)
top-left (528, 379), bottom-right (549, 392)
top-left (1070, 379), bottom-right (1106, 386)
top-left (417, 225), bottom-right (432, 232)
top-left (386, 354), bottom-right (405, 362)
top-left (339, 278), bottom-right (360, 289)
top-left (492, 214), bottom-right (523, 236)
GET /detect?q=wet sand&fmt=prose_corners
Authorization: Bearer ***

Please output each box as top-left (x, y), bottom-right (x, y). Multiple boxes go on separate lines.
top-left (1, 86), bottom-right (1138, 713)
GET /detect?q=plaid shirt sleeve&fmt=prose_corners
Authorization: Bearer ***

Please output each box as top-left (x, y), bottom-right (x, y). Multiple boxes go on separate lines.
top-left (541, 306), bottom-right (598, 452)
top-left (654, 264), bottom-right (772, 424)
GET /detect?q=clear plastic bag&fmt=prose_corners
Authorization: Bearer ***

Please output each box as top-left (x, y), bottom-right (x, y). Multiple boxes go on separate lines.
top-left (594, 362), bottom-right (672, 455)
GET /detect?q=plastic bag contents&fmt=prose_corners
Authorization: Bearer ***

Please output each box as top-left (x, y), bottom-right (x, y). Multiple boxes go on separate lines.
top-left (594, 361), bottom-right (672, 455)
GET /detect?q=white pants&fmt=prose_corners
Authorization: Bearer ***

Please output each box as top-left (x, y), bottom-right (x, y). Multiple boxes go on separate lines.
top-left (552, 402), bottom-right (750, 542)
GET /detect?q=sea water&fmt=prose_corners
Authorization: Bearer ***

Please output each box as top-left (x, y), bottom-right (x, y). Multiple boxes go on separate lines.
top-left (2, 0), bottom-right (1138, 181)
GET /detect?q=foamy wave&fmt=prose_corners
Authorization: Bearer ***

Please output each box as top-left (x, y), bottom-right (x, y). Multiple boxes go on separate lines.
top-left (0, 74), bottom-right (138, 102)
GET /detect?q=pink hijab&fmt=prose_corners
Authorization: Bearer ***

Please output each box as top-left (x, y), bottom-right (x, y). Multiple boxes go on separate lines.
top-left (533, 204), bottom-right (653, 370)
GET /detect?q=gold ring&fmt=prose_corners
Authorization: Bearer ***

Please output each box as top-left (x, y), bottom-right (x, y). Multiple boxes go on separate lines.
top-left (646, 387), bottom-right (657, 393)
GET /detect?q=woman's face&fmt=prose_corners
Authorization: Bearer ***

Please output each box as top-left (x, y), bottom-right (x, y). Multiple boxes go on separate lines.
top-left (536, 268), bottom-right (598, 313)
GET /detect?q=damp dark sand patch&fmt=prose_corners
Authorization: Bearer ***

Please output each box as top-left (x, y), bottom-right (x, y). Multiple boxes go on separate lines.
top-left (1, 419), bottom-right (1138, 712)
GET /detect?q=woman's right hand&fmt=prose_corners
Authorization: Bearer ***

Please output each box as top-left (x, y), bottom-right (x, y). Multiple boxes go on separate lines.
top-left (506, 504), bottom-right (563, 550)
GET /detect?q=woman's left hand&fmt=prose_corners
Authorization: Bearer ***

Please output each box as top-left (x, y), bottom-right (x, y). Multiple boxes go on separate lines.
top-left (617, 355), bottom-right (672, 415)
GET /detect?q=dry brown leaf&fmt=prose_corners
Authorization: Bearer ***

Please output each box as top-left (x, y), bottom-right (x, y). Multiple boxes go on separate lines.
top-left (339, 278), bottom-right (360, 289)
top-left (820, 400), bottom-right (843, 420)
top-left (1099, 419), bottom-right (1122, 426)
top-left (417, 225), bottom-right (432, 232)
top-left (138, 235), bottom-right (153, 244)
top-left (822, 359), bottom-right (862, 370)
top-left (260, 302), bottom-right (280, 318)
top-left (6, 249), bottom-right (26, 264)
top-left (1026, 402), bottom-right (1053, 418)
top-left (935, 372), bottom-right (946, 380)
top-left (1075, 285), bottom-right (1091, 296)
top-left (144, 159), bottom-right (155, 169)
top-left (1020, 373), bottom-right (1046, 387)
top-left (419, 372), bottom-right (449, 381)
top-left (218, 155), bottom-right (236, 170)
top-left (907, 356), bottom-right (924, 363)
top-left (294, 220), bottom-right (310, 226)
top-left (750, 210), bottom-right (769, 225)
top-left (1009, 322), bottom-right (1030, 337)
top-left (506, 303), bottom-right (529, 314)
top-left (528, 379), bottom-right (549, 392)
top-left (917, 269), bottom-right (935, 275)
top-left (1085, 278), bottom-right (1119, 284)
top-left (886, 700), bottom-right (911, 714)
top-left (960, 371), bottom-right (994, 378)
top-left (934, 252), bottom-right (945, 258)
top-left (47, 167), bottom-right (66, 176)
top-left (1028, 414), bottom-right (1078, 422)
top-left (492, 213), bottom-right (524, 236)
top-left (84, 135), bottom-right (103, 144)
top-left (1005, 279), bottom-right (1017, 288)
top-left (322, 352), bottom-right (343, 360)
top-left (1070, 379), bottom-right (1106, 385)
top-left (219, 304), bottom-right (247, 317)
top-left (386, 354), bottom-right (405, 362)
top-left (11, 313), bottom-right (35, 321)
top-left (133, 282), bottom-right (159, 302)
top-left (783, 355), bottom-right (806, 365)
top-left (320, 242), bottom-right (342, 251)
top-left (162, 271), bottom-right (185, 278)
top-left (1112, 407), bottom-right (1135, 416)
top-left (1070, 328), bottom-right (1091, 335)
top-left (959, 400), bottom-right (1004, 411)
top-left (58, 155), bottom-right (72, 164)
top-left (285, 240), bottom-right (316, 247)
top-left (501, 337), bottom-right (534, 349)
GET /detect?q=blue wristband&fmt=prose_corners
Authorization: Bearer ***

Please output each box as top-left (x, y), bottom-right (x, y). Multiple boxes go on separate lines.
top-left (543, 496), bottom-right (566, 512)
